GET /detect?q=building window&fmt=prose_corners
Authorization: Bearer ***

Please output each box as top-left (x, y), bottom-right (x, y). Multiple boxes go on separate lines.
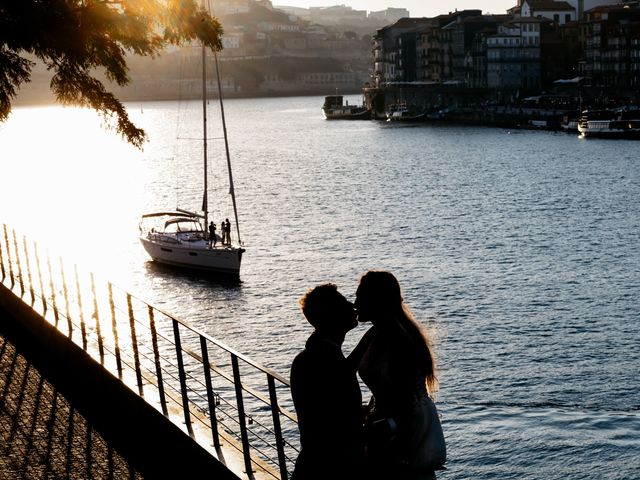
top-left (565, 14), bottom-right (571, 23)
top-left (554, 14), bottom-right (560, 23)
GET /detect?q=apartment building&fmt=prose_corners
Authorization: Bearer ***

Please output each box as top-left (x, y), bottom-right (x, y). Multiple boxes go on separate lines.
top-left (371, 2), bottom-right (640, 93)
top-left (416, 17), bottom-right (453, 84)
top-left (373, 18), bottom-right (435, 86)
top-left (444, 13), bottom-right (506, 85)
top-left (487, 17), bottom-right (548, 89)
top-left (581, 4), bottom-right (640, 87)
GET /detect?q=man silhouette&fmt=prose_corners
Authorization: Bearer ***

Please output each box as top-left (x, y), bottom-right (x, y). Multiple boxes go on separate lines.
top-left (290, 284), bottom-right (364, 480)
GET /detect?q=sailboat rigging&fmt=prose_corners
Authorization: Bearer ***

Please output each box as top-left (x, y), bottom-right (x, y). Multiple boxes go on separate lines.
top-left (139, 39), bottom-right (245, 277)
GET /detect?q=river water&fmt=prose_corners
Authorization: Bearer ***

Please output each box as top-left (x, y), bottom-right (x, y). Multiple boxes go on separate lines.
top-left (1, 95), bottom-right (639, 479)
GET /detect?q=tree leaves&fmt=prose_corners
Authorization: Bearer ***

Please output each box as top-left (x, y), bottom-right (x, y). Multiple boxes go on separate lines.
top-left (0, 0), bottom-right (223, 148)
top-left (0, 48), bottom-right (34, 120)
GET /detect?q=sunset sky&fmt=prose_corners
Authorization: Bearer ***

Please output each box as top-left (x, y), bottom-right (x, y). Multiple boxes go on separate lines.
top-left (273, 0), bottom-right (517, 17)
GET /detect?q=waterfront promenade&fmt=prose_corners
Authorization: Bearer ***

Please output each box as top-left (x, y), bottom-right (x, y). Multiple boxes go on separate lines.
top-left (0, 329), bottom-right (144, 479)
top-left (0, 280), bottom-right (238, 480)
top-left (0, 225), bottom-right (293, 479)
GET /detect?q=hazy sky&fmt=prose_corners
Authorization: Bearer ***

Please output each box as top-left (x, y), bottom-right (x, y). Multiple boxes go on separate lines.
top-left (273, 1), bottom-right (517, 17)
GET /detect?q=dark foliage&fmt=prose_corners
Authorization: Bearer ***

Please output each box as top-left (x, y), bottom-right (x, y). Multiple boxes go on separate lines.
top-left (0, 0), bottom-right (223, 148)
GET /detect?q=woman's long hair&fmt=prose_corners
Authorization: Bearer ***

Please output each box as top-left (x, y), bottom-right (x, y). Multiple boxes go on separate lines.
top-left (359, 271), bottom-right (438, 394)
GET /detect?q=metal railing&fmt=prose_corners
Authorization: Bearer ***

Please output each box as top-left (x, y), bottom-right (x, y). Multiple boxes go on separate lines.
top-left (0, 223), bottom-right (299, 479)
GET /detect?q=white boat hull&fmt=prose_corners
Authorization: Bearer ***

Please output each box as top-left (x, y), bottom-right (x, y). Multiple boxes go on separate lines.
top-left (578, 109), bottom-right (640, 139)
top-left (578, 120), bottom-right (640, 138)
top-left (140, 237), bottom-right (244, 276)
top-left (322, 107), bottom-right (371, 120)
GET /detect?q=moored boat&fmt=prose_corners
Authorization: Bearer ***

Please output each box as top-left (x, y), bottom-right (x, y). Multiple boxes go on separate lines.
top-left (578, 107), bottom-right (640, 139)
top-left (140, 32), bottom-right (245, 277)
top-left (386, 102), bottom-right (426, 122)
top-left (561, 114), bottom-right (579, 133)
top-left (140, 212), bottom-right (244, 275)
top-left (321, 95), bottom-right (371, 120)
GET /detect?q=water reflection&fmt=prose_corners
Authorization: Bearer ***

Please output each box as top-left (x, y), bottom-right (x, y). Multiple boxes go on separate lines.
top-left (143, 260), bottom-right (243, 289)
top-left (0, 105), bottom-right (142, 276)
top-left (2, 97), bottom-right (640, 479)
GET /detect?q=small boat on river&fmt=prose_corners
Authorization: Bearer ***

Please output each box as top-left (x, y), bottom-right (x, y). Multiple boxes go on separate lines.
top-left (386, 102), bottom-right (426, 122)
top-left (561, 114), bottom-right (579, 133)
top-left (578, 107), bottom-right (640, 139)
top-left (321, 95), bottom-right (371, 120)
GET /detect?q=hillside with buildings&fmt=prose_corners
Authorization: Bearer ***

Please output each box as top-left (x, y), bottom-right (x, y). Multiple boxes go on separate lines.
top-left (15, 0), bottom-right (409, 104)
top-left (14, 0), bottom-right (640, 106)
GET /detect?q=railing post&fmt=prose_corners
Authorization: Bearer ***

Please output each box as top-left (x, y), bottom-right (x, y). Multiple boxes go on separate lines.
top-left (73, 264), bottom-right (85, 349)
top-left (127, 294), bottom-right (144, 396)
top-left (22, 236), bottom-right (35, 304)
top-left (231, 354), bottom-right (254, 476)
top-left (0, 224), bottom-right (5, 282)
top-left (12, 229), bottom-right (24, 297)
top-left (268, 375), bottom-right (288, 480)
top-left (108, 282), bottom-right (123, 378)
top-left (148, 306), bottom-right (168, 416)
top-left (59, 257), bottom-right (73, 340)
top-left (90, 272), bottom-right (104, 363)
top-left (46, 250), bottom-right (59, 327)
top-left (200, 336), bottom-right (221, 450)
top-left (172, 319), bottom-right (194, 438)
top-left (3, 224), bottom-right (14, 289)
top-left (33, 242), bottom-right (47, 314)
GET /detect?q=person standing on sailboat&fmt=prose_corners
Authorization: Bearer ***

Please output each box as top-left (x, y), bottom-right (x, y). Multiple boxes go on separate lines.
top-left (209, 221), bottom-right (217, 247)
top-left (220, 219), bottom-right (226, 245)
top-left (223, 218), bottom-right (231, 245)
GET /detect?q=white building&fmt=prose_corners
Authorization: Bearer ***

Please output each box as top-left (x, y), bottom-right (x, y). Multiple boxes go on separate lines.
top-left (487, 18), bottom-right (547, 89)
top-left (511, 0), bottom-right (621, 20)
top-left (369, 8), bottom-right (410, 23)
top-left (223, 3), bottom-right (250, 15)
top-left (222, 33), bottom-right (242, 49)
top-left (520, 0), bottom-right (576, 24)
top-left (257, 21), bottom-right (300, 32)
top-left (309, 5), bottom-right (367, 25)
top-left (277, 5), bottom-right (310, 19)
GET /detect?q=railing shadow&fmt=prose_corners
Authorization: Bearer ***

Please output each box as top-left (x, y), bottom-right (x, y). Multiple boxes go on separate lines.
top-left (0, 334), bottom-right (143, 479)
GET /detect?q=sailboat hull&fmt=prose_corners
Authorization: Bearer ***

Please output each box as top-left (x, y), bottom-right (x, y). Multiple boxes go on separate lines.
top-left (140, 237), bottom-right (244, 276)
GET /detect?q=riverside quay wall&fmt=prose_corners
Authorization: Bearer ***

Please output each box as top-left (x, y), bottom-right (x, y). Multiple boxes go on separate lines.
top-left (362, 83), bottom-right (639, 127)
top-left (364, 83), bottom-right (498, 118)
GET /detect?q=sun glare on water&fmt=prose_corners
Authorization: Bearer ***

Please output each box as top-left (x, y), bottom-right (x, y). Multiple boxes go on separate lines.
top-left (0, 105), bottom-right (144, 275)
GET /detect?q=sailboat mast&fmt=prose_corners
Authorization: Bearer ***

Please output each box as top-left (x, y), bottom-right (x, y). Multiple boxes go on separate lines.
top-left (213, 50), bottom-right (241, 245)
top-left (201, 44), bottom-right (209, 229)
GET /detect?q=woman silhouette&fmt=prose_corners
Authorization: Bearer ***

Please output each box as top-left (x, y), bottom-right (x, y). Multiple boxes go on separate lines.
top-left (349, 271), bottom-right (445, 479)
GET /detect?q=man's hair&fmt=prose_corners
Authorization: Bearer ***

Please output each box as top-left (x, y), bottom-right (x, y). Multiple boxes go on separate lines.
top-left (299, 283), bottom-right (341, 329)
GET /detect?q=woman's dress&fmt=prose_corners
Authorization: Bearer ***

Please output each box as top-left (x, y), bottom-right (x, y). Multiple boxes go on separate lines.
top-left (356, 327), bottom-right (446, 478)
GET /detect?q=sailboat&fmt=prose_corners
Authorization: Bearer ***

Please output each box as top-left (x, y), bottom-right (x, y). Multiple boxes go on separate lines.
top-left (139, 43), bottom-right (245, 277)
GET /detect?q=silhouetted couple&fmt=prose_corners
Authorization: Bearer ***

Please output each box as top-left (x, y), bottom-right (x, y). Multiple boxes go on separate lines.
top-left (290, 271), bottom-right (446, 480)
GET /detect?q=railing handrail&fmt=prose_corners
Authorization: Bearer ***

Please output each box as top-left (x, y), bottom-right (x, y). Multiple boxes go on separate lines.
top-left (123, 288), bottom-right (291, 387)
